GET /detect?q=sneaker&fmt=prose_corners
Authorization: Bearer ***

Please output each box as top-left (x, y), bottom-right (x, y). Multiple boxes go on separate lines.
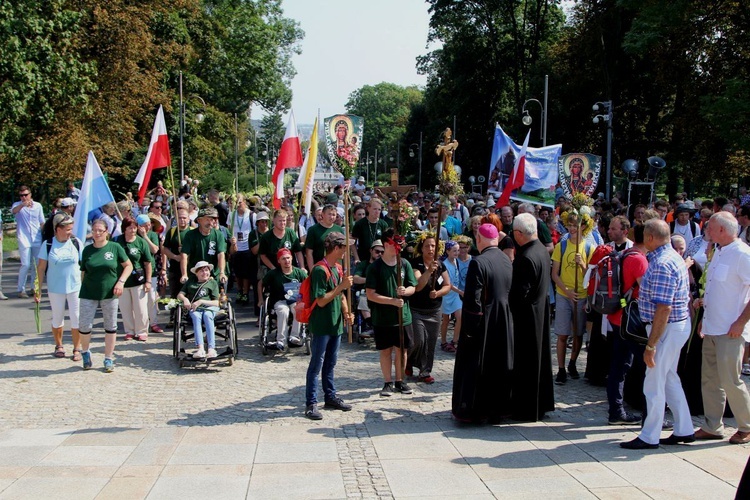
top-left (555, 369), bottom-right (567, 385)
top-left (103, 358), bottom-right (114, 372)
top-left (134, 334), bottom-right (148, 342)
top-left (418, 374), bottom-right (435, 384)
top-left (288, 336), bottom-right (302, 346)
top-left (150, 325), bottom-right (164, 333)
top-left (609, 412), bottom-right (641, 425)
top-left (305, 404), bottom-right (323, 420)
top-left (82, 351), bottom-right (92, 370)
top-left (324, 397), bottom-right (352, 411)
top-left (395, 381), bottom-right (413, 394)
top-left (0, 290), bottom-right (7, 300)
top-left (193, 347), bottom-right (206, 359)
top-left (743, 364), bottom-right (750, 376)
top-left (207, 348), bottom-right (218, 359)
top-left (380, 382), bottom-right (394, 397)
top-left (18, 291), bottom-right (29, 299)
top-left (567, 363), bottom-right (580, 379)
top-left (124, 333), bottom-right (135, 341)
top-left (276, 341), bottom-right (285, 351)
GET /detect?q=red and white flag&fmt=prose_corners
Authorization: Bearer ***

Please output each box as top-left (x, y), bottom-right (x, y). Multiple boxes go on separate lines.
top-left (272, 110), bottom-right (303, 209)
top-left (496, 129), bottom-right (530, 208)
top-left (135, 105), bottom-right (171, 200)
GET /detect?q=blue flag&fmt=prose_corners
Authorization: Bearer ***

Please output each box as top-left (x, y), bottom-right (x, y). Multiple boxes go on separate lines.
top-left (73, 151), bottom-right (115, 243)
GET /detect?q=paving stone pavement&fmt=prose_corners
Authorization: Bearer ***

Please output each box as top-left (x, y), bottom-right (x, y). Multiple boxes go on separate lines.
top-left (0, 260), bottom-right (748, 499)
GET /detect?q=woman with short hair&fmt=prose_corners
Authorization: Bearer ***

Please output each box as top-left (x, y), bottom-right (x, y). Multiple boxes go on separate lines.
top-left (115, 217), bottom-right (154, 342)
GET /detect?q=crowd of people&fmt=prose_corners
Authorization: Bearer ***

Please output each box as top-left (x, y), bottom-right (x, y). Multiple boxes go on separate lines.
top-left (6, 178), bottom-right (750, 447)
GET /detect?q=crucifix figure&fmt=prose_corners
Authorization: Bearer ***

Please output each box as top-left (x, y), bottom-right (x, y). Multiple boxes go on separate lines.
top-left (377, 168), bottom-right (417, 219)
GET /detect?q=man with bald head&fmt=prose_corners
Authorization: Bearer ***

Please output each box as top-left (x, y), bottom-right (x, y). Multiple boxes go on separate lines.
top-left (694, 212), bottom-right (750, 444)
top-left (452, 223), bottom-right (514, 423)
top-left (620, 219), bottom-right (693, 449)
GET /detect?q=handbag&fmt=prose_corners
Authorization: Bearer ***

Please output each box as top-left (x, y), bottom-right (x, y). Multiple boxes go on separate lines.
top-left (622, 300), bottom-right (649, 345)
top-left (132, 267), bottom-right (145, 284)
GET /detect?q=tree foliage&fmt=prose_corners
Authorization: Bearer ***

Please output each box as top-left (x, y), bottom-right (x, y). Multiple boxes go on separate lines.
top-left (0, 0), bottom-right (302, 201)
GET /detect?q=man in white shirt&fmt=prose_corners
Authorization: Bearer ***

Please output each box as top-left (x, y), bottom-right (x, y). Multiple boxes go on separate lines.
top-left (11, 185), bottom-right (45, 297)
top-left (694, 212), bottom-right (750, 444)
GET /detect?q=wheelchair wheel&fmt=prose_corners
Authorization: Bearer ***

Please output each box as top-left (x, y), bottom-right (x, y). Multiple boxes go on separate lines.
top-left (302, 324), bottom-right (311, 355)
top-left (225, 303), bottom-right (238, 357)
top-left (172, 306), bottom-right (183, 359)
top-left (260, 302), bottom-right (268, 355)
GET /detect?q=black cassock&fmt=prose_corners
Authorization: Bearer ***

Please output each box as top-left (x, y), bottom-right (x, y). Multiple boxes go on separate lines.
top-left (509, 239), bottom-right (555, 421)
top-left (452, 246), bottom-right (513, 422)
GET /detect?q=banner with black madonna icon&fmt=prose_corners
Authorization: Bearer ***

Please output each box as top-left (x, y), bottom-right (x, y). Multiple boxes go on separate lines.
top-left (558, 153), bottom-right (602, 200)
top-left (324, 114), bottom-right (364, 181)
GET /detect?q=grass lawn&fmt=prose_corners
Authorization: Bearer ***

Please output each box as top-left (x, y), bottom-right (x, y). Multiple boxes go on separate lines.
top-left (2, 233), bottom-right (17, 252)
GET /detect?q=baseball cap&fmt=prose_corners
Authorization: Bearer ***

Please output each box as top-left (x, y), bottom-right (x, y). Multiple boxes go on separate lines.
top-left (197, 207), bottom-right (219, 219)
top-left (277, 248), bottom-right (292, 260)
top-left (136, 214), bottom-right (150, 225)
top-left (256, 211), bottom-right (270, 221)
top-left (60, 197), bottom-right (76, 208)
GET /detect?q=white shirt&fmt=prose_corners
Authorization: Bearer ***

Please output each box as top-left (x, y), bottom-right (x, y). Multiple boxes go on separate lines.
top-left (673, 221), bottom-right (698, 247)
top-left (229, 210), bottom-right (252, 252)
top-left (703, 239), bottom-right (750, 341)
top-left (11, 201), bottom-right (44, 247)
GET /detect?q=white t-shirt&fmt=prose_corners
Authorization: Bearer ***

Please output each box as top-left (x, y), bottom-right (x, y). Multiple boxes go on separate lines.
top-left (673, 221), bottom-right (698, 247)
top-left (12, 201), bottom-right (45, 247)
top-left (229, 210), bottom-right (252, 252)
top-left (703, 239), bottom-right (750, 341)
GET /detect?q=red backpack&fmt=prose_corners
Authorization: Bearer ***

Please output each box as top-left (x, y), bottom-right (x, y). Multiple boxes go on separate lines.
top-left (295, 260), bottom-right (342, 323)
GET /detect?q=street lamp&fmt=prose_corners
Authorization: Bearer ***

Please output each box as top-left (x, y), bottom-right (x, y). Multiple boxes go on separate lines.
top-left (521, 75), bottom-right (549, 146)
top-left (247, 126), bottom-right (260, 193)
top-left (178, 71), bottom-right (207, 182)
top-left (409, 132), bottom-right (423, 191)
top-left (592, 100), bottom-right (613, 201)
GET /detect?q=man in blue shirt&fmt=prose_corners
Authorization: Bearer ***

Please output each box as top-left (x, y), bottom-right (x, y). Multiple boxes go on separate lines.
top-left (620, 219), bottom-right (694, 450)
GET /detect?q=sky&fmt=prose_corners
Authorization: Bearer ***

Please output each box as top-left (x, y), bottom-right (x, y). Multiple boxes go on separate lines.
top-left (253, 0), bottom-right (435, 130)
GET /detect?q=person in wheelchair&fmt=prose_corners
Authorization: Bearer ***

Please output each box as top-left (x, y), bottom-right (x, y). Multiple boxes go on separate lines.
top-left (177, 260), bottom-right (220, 359)
top-left (262, 248), bottom-right (307, 349)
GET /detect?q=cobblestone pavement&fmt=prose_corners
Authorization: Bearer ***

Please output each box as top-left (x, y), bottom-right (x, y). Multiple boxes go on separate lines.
top-left (0, 260), bottom-right (747, 499)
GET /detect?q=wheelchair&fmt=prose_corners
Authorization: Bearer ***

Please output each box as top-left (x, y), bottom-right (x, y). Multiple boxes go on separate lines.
top-left (351, 288), bottom-right (372, 345)
top-left (172, 291), bottom-right (238, 367)
top-left (259, 295), bottom-right (310, 356)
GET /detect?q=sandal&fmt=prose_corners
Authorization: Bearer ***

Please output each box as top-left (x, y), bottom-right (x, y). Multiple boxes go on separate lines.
top-left (441, 342), bottom-right (456, 353)
top-left (72, 349), bottom-right (82, 362)
top-left (54, 345), bottom-right (66, 358)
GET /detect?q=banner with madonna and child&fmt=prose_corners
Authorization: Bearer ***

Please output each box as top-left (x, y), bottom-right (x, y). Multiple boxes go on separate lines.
top-left (487, 125), bottom-right (562, 207)
top-left (323, 114), bottom-right (364, 183)
top-left (557, 153), bottom-right (602, 200)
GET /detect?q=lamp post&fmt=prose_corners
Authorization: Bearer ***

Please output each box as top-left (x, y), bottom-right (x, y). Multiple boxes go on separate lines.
top-left (178, 71), bottom-right (206, 182)
top-left (247, 126), bottom-right (259, 193)
top-left (593, 100), bottom-right (613, 201)
top-left (409, 132), bottom-right (423, 191)
top-left (521, 75), bottom-right (548, 147)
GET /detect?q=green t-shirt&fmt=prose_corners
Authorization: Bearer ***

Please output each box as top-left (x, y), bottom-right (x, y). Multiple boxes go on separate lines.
top-left (309, 262), bottom-right (343, 336)
top-left (262, 267), bottom-right (307, 306)
top-left (164, 226), bottom-right (192, 274)
top-left (258, 228), bottom-right (303, 268)
top-left (352, 218), bottom-right (390, 262)
top-left (353, 260), bottom-right (370, 278)
top-left (79, 241), bottom-right (129, 300)
top-left (179, 276), bottom-right (220, 306)
top-left (365, 258), bottom-right (417, 327)
top-left (115, 235), bottom-right (154, 288)
top-left (304, 223), bottom-right (345, 263)
top-left (181, 227), bottom-right (227, 279)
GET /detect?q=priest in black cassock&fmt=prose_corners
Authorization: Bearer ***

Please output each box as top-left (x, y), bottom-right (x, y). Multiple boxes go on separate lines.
top-left (508, 213), bottom-right (555, 421)
top-left (452, 223), bottom-right (514, 423)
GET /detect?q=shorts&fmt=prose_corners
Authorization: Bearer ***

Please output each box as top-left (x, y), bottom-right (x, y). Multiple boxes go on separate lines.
top-left (374, 323), bottom-right (414, 351)
top-left (232, 250), bottom-right (252, 279)
top-left (554, 292), bottom-right (586, 337)
top-left (79, 297), bottom-right (119, 333)
top-left (257, 264), bottom-right (269, 282)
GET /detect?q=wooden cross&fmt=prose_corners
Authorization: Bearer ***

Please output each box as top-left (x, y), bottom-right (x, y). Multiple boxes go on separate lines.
top-left (376, 168), bottom-right (417, 217)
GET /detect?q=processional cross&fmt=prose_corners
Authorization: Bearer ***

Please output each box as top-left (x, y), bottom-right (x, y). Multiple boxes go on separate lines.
top-left (377, 168), bottom-right (417, 220)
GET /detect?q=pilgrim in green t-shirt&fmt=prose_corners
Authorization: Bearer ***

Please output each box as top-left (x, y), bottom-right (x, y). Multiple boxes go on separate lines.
top-left (79, 241), bottom-right (129, 300)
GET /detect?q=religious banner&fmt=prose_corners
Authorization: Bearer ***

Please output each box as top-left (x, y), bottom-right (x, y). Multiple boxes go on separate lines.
top-left (487, 125), bottom-right (562, 207)
top-left (323, 114), bottom-right (364, 181)
top-left (558, 153), bottom-right (602, 200)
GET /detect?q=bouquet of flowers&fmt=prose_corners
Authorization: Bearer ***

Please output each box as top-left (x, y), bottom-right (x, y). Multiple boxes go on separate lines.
top-left (158, 298), bottom-right (181, 310)
top-left (334, 149), bottom-right (357, 182)
top-left (561, 192), bottom-right (596, 236)
top-left (439, 165), bottom-right (463, 198)
top-left (395, 199), bottom-right (419, 236)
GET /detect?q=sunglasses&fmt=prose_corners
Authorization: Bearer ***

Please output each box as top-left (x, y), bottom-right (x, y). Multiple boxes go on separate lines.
top-left (152, 205), bottom-right (163, 209)
top-left (372, 249), bottom-right (384, 255)
top-left (19, 192), bottom-right (30, 197)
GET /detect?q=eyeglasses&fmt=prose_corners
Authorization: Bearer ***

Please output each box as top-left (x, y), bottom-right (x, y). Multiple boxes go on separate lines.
top-left (152, 205), bottom-right (163, 209)
top-left (19, 192), bottom-right (30, 197)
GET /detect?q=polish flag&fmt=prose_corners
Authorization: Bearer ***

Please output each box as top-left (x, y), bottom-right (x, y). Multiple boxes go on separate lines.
top-left (496, 130), bottom-right (530, 208)
top-left (134, 105), bottom-right (171, 200)
top-left (272, 110), bottom-right (303, 209)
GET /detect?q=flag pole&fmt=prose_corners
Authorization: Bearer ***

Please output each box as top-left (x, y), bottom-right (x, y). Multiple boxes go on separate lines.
top-left (344, 180), bottom-right (352, 343)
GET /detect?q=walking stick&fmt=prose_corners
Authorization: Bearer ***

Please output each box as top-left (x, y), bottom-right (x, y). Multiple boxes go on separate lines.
top-left (572, 217), bottom-right (582, 333)
top-left (343, 183), bottom-right (353, 342)
top-left (396, 246), bottom-right (405, 378)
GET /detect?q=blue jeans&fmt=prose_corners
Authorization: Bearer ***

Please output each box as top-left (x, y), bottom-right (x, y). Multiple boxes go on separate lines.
top-left (189, 308), bottom-right (216, 348)
top-left (306, 334), bottom-right (341, 406)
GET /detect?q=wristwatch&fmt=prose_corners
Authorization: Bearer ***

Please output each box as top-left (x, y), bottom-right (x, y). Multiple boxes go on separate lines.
top-left (645, 344), bottom-right (656, 352)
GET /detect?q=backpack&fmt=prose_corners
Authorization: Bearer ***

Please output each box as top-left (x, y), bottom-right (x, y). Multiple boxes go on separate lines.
top-left (294, 260), bottom-right (342, 324)
top-left (587, 246), bottom-right (639, 314)
top-left (669, 220), bottom-right (698, 238)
